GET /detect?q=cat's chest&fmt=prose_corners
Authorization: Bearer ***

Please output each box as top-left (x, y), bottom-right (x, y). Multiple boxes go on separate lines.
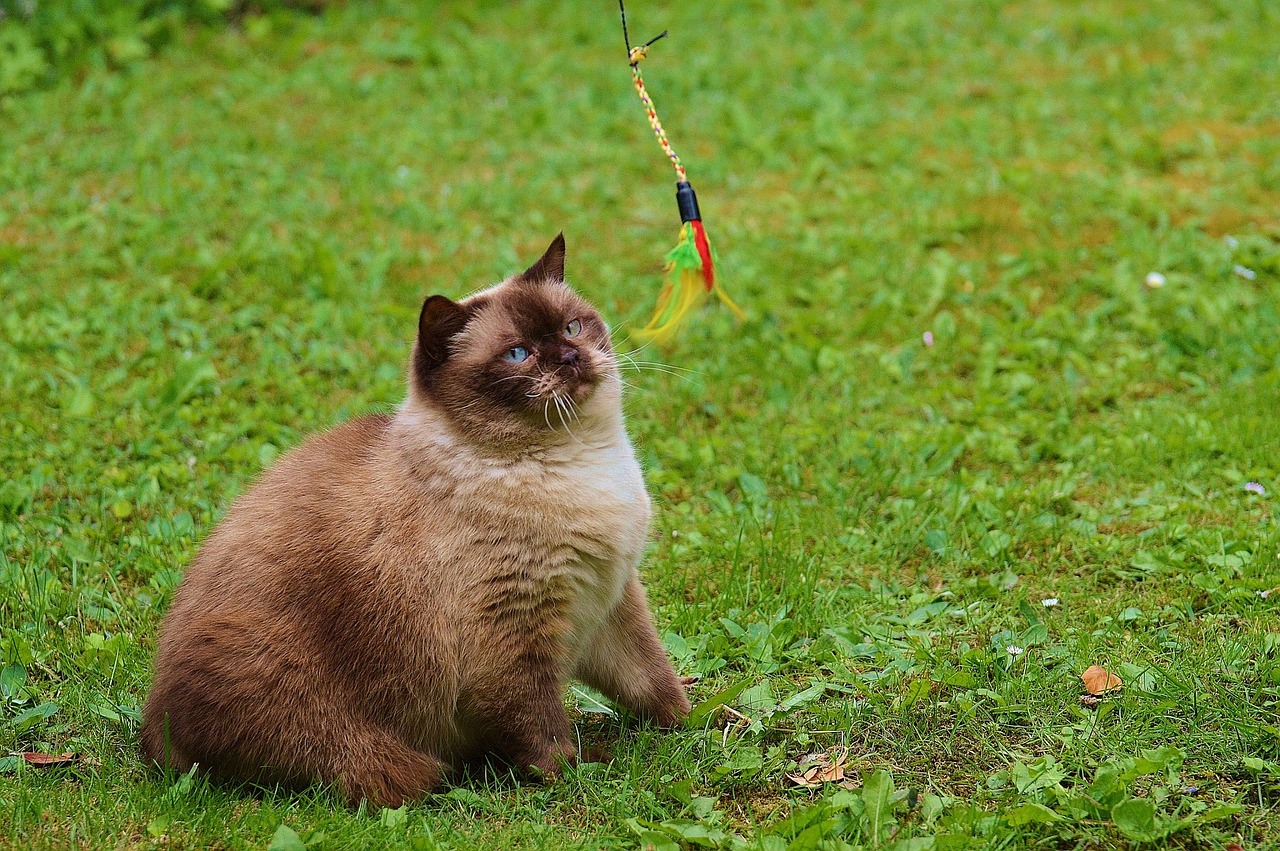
top-left (554, 457), bottom-right (649, 653)
top-left (513, 445), bottom-right (649, 568)
top-left (477, 444), bottom-right (650, 635)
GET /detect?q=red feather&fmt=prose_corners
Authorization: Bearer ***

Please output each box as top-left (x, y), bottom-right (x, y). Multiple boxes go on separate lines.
top-left (690, 219), bottom-right (714, 291)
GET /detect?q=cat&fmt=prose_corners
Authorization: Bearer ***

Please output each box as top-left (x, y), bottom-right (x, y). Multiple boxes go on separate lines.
top-left (140, 234), bottom-right (691, 807)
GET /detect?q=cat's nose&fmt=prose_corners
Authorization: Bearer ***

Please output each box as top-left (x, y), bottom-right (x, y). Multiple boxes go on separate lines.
top-left (557, 347), bottom-right (579, 366)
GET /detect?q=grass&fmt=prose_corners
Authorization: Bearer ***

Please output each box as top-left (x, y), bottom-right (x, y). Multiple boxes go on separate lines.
top-left (2, 0), bottom-right (1280, 847)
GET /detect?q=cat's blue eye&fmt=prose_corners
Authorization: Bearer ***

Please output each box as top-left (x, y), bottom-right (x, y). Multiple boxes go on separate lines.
top-left (565, 319), bottom-right (582, 338)
top-left (503, 346), bottom-right (529, 363)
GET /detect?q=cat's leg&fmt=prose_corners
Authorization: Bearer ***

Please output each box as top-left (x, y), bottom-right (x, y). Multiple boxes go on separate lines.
top-left (574, 575), bottom-right (691, 727)
top-left (146, 675), bottom-right (443, 807)
top-left (145, 616), bottom-right (443, 808)
top-left (332, 728), bottom-right (443, 808)
top-left (466, 648), bottom-right (578, 778)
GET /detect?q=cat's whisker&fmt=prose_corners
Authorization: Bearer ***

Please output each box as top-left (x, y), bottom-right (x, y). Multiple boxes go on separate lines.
top-left (552, 394), bottom-right (568, 431)
top-left (618, 364), bottom-right (697, 384)
top-left (616, 360), bottom-right (691, 373)
top-left (623, 360), bottom-right (700, 376)
top-left (610, 377), bottom-right (642, 395)
top-left (613, 351), bottom-right (701, 382)
top-left (561, 394), bottom-right (579, 423)
top-left (614, 340), bottom-right (690, 366)
top-left (614, 350), bottom-right (642, 369)
top-left (613, 339), bottom-right (666, 363)
top-left (618, 362), bottom-right (690, 376)
top-left (609, 332), bottom-right (662, 360)
top-left (604, 370), bottom-right (642, 392)
top-left (490, 374), bottom-right (538, 388)
top-left (553, 393), bottom-right (585, 446)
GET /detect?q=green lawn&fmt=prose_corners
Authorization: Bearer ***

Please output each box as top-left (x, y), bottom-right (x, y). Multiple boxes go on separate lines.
top-left (3, 0), bottom-right (1280, 847)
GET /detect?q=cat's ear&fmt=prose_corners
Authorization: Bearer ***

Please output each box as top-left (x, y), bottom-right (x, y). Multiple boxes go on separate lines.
top-left (415, 295), bottom-right (469, 374)
top-left (521, 232), bottom-right (566, 284)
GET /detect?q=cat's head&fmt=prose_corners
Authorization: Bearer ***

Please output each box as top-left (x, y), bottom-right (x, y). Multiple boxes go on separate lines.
top-left (409, 234), bottom-right (621, 447)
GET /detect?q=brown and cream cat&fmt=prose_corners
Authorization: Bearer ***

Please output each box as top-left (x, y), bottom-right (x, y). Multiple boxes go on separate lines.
top-left (140, 234), bottom-right (691, 807)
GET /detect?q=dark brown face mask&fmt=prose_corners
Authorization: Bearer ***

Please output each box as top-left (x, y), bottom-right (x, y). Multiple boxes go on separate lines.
top-left (411, 234), bottom-right (615, 438)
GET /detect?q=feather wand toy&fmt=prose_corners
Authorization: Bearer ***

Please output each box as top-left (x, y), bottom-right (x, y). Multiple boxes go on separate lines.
top-left (619, 0), bottom-right (744, 342)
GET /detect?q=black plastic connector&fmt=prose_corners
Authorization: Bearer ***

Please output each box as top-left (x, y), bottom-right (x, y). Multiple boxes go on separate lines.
top-left (675, 181), bottom-right (701, 223)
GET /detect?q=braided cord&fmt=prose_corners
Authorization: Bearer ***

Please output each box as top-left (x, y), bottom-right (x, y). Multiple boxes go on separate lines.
top-left (629, 46), bottom-right (686, 183)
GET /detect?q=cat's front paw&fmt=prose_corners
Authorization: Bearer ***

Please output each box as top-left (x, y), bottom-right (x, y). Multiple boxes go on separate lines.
top-left (526, 738), bottom-right (579, 780)
top-left (645, 682), bottom-right (692, 728)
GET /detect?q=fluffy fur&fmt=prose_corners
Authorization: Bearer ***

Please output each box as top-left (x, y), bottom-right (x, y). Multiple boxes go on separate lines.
top-left (140, 235), bottom-right (690, 807)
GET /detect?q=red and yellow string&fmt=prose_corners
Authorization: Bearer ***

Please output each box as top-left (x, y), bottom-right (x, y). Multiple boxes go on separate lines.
top-left (629, 44), bottom-right (687, 184)
top-left (626, 40), bottom-right (744, 341)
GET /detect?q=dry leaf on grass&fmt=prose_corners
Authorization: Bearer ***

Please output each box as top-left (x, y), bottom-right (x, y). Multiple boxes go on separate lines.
top-left (1079, 694), bottom-right (1102, 709)
top-left (20, 752), bottom-right (79, 767)
top-left (787, 747), bottom-right (851, 788)
top-left (1081, 665), bottom-right (1123, 695)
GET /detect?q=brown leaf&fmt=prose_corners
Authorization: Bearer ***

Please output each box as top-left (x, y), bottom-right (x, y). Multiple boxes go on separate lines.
top-left (1081, 665), bottom-right (1123, 695)
top-left (1225, 844), bottom-right (1244, 851)
top-left (20, 752), bottom-right (78, 767)
top-left (786, 747), bottom-right (848, 788)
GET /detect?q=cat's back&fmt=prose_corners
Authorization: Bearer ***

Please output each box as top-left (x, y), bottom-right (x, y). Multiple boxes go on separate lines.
top-left (238, 410), bottom-right (394, 535)
top-left (170, 412), bottom-right (395, 610)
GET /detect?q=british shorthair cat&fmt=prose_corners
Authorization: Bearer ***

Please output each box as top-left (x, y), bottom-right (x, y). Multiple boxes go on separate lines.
top-left (141, 234), bottom-right (691, 807)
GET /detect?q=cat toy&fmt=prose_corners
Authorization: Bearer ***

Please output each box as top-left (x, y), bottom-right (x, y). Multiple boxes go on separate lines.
top-left (619, 0), bottom-right (744, 341)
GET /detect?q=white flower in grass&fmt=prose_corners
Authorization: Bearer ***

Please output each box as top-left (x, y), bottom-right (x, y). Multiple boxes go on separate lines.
top-left (1041, 597), bottom-right (1059, 608)
top-left (922, 331), bottom-right (934, 347)
top-left (1234, 264), bottom-right (1257, 281)
top-left (1144, 271), bottom-right (1166, 289)
top-left (1006, 645), bottom-right (1024, 657)
top-left (1244, 482), bottom-right (1265, 495)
